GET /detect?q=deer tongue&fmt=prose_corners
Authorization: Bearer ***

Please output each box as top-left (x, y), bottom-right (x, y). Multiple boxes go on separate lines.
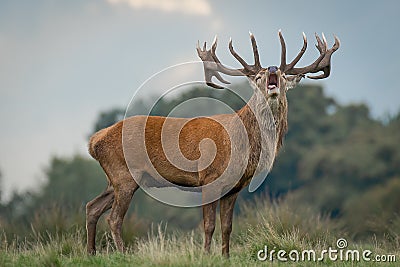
top-left (267, 87), bottom-right (280, 95)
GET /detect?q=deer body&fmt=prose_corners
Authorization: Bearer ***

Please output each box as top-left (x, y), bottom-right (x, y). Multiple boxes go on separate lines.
top-left (86, 31), bottom-right (339, 257)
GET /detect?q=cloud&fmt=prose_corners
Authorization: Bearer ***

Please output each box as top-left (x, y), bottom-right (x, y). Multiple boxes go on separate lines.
top-left (107, 0), bottom-right (212, 16)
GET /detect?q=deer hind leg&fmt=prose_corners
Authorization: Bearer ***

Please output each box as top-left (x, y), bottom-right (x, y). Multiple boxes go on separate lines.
top-left (107, 170), bottom-right (141, 253)
top-left (219, 192), bottom-right (239, 258)
top-left (86, 185), bottom-right (115, 255)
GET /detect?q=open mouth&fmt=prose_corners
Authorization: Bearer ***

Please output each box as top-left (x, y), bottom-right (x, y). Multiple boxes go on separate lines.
top-left (267, 73), bottom-right (280, 95)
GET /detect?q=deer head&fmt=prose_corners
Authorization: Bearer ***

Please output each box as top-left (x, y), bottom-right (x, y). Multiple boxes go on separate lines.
top-left (196, 30), bottom-right (340, 103)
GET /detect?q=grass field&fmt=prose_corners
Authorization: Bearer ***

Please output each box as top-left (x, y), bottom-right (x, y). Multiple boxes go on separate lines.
top-left (1, 197), bottom-right (398, 266)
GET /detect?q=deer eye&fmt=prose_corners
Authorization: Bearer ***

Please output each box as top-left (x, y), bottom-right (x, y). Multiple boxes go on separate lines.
top-left (255, 76), bottom-right (262, 83)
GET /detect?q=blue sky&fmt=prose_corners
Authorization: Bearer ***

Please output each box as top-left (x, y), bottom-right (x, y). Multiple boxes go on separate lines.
top-left (0, 0), bottom-right (399, 198)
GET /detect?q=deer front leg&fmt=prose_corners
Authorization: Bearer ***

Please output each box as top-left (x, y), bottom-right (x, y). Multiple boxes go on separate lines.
top-left (219, 192), bottom-right (239, 258)
top-left (202, 201), bottom-right (217, 253)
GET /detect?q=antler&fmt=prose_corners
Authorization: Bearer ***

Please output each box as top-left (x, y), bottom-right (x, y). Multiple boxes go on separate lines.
top-left (279, 31), bottom-right (340, 79)
top-left (196, 33), bottom-right (262, 89)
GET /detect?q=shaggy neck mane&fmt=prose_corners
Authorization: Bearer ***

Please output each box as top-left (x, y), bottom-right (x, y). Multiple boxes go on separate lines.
top-left (236, 88), bottom-right (288, 155)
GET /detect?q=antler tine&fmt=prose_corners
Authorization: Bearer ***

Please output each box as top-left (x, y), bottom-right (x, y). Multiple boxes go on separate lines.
top-left (285, 32), bottom-right (308, 71)
top-left (278, 30), bottom-right (287, 71)
top-left (306, 69), bottom-right (330, 80)
top-left (322, 33), bottom-right (328, 48)
top-left (211, 35), bottom-right (218, 53)
top-left (314, 33), bottom-right (327, 54)
top-left (228, 37), bottom-right (250, 69)
top-left (332, 35), bottom-right (341, 51)
top-left (249, 31), bottom-right (261, 68)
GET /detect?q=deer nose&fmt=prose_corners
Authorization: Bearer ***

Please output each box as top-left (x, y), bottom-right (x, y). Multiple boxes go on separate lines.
top-left (268, 66), bottom-right (278, 74)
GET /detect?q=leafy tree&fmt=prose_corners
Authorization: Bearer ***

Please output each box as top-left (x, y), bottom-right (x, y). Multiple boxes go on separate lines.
top-left (91, 108), bottom-right (125, 135)
top-left (90, 99), bottom-right (151, 136)
top-left (342, 177), bottom-right (400, 239)
top-left (36, 155), bottom-right (107, 208)
top-left (150, 85), bottom-right (249, 117)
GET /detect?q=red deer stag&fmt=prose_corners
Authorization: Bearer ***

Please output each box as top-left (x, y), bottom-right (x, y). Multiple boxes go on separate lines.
top-left (86, 31), bottom-right (340, 257)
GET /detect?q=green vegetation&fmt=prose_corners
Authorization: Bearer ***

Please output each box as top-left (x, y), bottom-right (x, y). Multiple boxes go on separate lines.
top-left (0, 83), bottom-right (399, 265)
top-left (0, 197), bottom-right (398, 266)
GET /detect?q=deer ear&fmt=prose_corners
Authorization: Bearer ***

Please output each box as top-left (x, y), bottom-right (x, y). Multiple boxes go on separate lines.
top-left (285, 74), bottom-right (304, 91)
